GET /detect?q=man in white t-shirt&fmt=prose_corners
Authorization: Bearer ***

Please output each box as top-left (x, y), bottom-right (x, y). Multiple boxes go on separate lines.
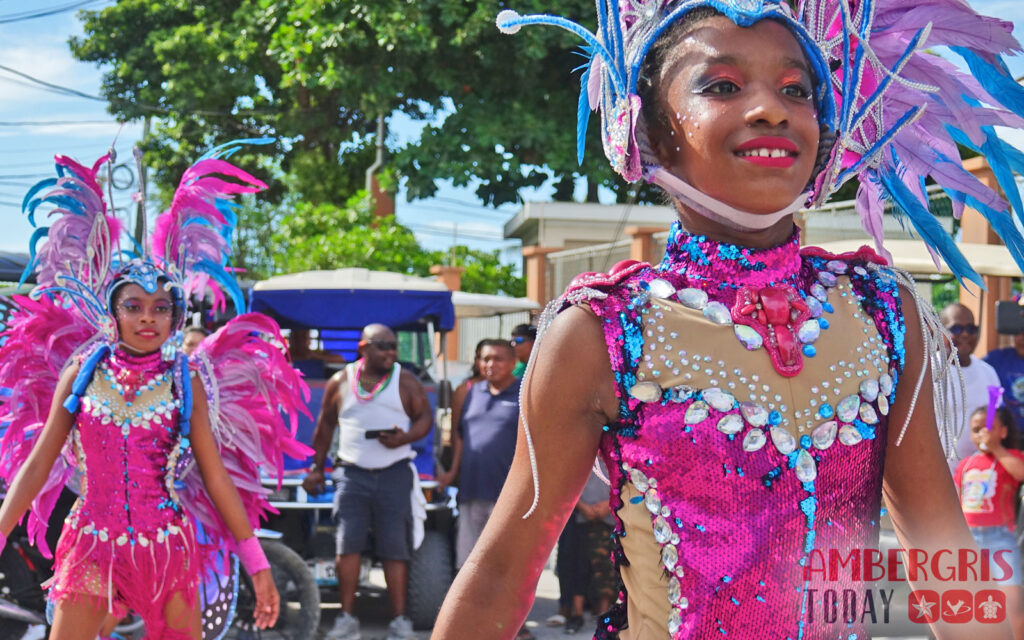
top-left (937, 303), bottom-right (1001, 471)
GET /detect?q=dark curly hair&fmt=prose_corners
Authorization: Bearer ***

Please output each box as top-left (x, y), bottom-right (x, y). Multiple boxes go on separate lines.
top-left (971, 405), bottom-right (1021, 450)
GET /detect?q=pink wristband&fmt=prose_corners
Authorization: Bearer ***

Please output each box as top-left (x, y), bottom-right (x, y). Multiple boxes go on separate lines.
top-left (237, 537), bottom-right (269, 575)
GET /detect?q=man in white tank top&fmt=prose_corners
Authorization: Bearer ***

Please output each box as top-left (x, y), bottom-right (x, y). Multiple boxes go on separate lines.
top-left (302, 324), bottom-right (432, 640)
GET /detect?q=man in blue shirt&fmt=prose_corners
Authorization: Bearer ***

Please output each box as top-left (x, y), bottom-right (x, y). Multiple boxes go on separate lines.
top-left (986, 331), bottom-right (1024, 431)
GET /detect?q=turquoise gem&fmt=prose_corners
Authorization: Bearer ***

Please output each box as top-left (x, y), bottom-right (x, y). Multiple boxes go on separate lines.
top-left (819, 404), bottom-right (835, 419)
top-left (803, 344), bottom-right (817, 357)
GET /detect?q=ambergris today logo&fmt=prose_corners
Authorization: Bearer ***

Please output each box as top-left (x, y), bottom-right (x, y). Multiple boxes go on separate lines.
top-left (909, 590), bottom-right (1007, 624)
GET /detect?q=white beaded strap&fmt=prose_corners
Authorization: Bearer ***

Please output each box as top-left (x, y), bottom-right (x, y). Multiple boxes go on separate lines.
top-left (870, 265), bottom-right (964, 453)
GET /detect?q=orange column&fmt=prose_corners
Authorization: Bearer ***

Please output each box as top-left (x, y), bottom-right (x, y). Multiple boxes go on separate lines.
top-left (430, 265), bottom-right (465, 362)
top-left (959, 156), bottom-right (1008, 356)
top-left (522, 246), bottom-right (560, 306)
top-left (627, 226), bottom-right (669, 264)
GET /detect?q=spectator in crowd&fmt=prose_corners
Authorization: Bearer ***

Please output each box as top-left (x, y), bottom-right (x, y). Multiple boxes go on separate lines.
top-left (438, 338), bottom-right (533, 640)
top-left (986, 307), bottom-right (1024, 430)
top-left (181, 325), bottom-right (209, 355)
top-left (562, 463), bottom-right (616, 635)
top-left (302, 324), bottom-right (432, 640)
top-left (938, 303), bottom-right (1001, 469)
top-left (289, 327), bottom-right (345, 379)
top-left (510, 324), bottom-right (536, 378)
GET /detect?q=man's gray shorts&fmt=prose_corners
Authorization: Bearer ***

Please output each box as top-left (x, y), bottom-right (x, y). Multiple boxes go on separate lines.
top-left (331, 461), bottom-right (413, 561)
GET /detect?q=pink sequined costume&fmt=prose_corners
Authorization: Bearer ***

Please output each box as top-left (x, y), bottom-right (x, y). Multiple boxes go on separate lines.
top-left (561, 223), bottom-right (907, 639)
top-left (48, 348), bottom-right (199, 638)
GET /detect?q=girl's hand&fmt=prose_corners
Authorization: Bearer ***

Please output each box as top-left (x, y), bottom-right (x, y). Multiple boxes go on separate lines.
top-left (250, 568), bottom-right (280, 629)
top-left (978, 427), bottom-right (1003, 454)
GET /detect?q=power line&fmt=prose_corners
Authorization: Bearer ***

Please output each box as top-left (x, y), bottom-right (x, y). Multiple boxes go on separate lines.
top-left (0, 119), bottom-right (117, 126)
top-left (0, 0), bottom-right (109, 24)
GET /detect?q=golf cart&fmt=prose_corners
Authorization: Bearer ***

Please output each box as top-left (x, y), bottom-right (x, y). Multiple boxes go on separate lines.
top-left (249, 268), bottom-right (458, 630)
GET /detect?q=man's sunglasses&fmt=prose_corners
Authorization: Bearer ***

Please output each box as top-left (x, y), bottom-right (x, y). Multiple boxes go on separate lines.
top-left (368, 341), bottom-right (398, 351)
top-left (945, 324), bottom-right (979, 336)
top-left (511, 336), bottom-right (529, 345)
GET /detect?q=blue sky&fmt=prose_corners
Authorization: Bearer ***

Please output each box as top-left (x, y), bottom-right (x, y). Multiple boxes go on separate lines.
top-left (1, 0), bottom-right (1023, 265)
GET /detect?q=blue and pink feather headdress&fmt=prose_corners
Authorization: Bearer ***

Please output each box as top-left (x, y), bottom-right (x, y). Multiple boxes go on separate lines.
top-left (497, 0), bottom-right (1024, 288)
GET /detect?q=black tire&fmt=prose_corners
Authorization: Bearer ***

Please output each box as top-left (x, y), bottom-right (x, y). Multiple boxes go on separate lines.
top-left (406, 530), bottom-right (454, 631)
top-left (227, 539), bottom-right (321, 640)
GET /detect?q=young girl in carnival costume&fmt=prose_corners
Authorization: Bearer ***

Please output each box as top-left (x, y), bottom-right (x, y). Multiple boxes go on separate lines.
top-left (435, 0), bottom-right (1024, 638)
top-left (0, 140), bottom-right (312, 639)
top-left (956, 393), bottom-right (1024, 636)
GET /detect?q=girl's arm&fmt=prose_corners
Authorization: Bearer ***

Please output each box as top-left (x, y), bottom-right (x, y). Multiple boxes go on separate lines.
top-left (187, 375), bottom-right (279, 629)
top-left (0, 363), bottom-right (79, 539)
top-left (432, 306), bottom-right (619, 639)
top-left (990, 446), bottom-right (1024, 482)
top-left (883, 291), bottom-right (1013, 640)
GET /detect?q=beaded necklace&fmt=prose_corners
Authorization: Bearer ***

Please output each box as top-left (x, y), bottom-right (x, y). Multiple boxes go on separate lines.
top-left (352, 360), bottom-right (395, 403)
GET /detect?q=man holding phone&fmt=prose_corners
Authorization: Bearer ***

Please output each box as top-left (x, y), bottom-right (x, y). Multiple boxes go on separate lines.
top-left (986, 299), bottom-right (1024, 431)
top-left (303, 323), bottom-right (432, 640)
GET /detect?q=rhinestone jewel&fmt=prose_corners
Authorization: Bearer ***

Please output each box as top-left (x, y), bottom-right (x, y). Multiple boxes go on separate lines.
top-left (837, 395), bottom-right (861, 422)
top-left (734, 324), bottom-right (764, 350)
top-left (678, 287), bottom-right (709, 310)
top-left (818, 271), bottom-right (838, 287)
top-left (811, 420), bottom-right (838, 449)
top-left (859, 403), bottom-right (879, 425)
top-left (630, 381), bottom-right (663, 402)
top-left (740, 402), bottom-right (769, 427)
top-left (644, 489), bottom-right (662, 514)
top-left (653, 516), bottom-right (672, 544)
top-left (742, 428), bottom-right (767, 452)
top-left (827, 260), bottom-right (848, 274)
top-left (661, 544), bottom-right (679, 571)
top-left (702, 388), bottom-right (735, 412)
top-left (668, 609), bottom-right (682, 635)
top-left (859, 379), bottom-right (880, 402)
top-left (878, 394), bottom-right (890, 416)
top-left (630, 468), bottom-right (650, 493)
top-left (648, 278), bottom-right (676, 299)
top-left (839, 424), bottom-right (863, 445)
top-left (811, 283), bottom-right (828, 302)
top-left (703, 301), bottom-right (733, 325)
top-left (879, 373), bottom-right (893, 396)
top-left (770, 426), bottom-right (797, 455)
top-left (805, 296), bottom-right (824, 318)
top-left (668, 576), bottom-right (682, 605)
top-left (685, 401), bottom-right (710, 424)
top-left (797, 319), bottom-right (821, 344)
top-left (717, 414), bottom-right (744, 435)
top-left (795, 449), bottom-right (818, 483)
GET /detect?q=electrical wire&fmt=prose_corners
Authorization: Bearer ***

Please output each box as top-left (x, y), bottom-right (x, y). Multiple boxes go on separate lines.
top-left (0, 0), bottom-right (109, 24)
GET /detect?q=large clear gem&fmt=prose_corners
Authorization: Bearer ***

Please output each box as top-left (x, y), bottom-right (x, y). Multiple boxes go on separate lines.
top-left (811, 283), bottom-right (828, 302)
top-left (653, 516), bottom-right (672, 544)
top-left (839, 424), bottom-right (863, 445)
top-left (648, 278), bottom-right (676, 299)
top-left (630, 468), bottom-right (650, 493)
top-left (671, 385), bottom-right (696, 402)
top-left (734, 324), bottom-right (763, 350)
top-left (684, 401), bottom-right (709, 424)
top-left (644, 489), bottom-right (662, 514)
top-left (678, 288), bottom-right (709, 310)
top-left (818, 271), bottom-right (838, 287)
top-left (703, 388), bottom-right (736, 412)
top-left (859, 403), bottom-right (879, 425)
top-left (717, 414), bottom-right (744, 435)
top-left (668, 609), bottom-right (682, 634)
top-left (879, 373), bottom-right (893, 396)
top-left (661, 544), bottom-right (678, 571)
top-left (811, 420), bottom-right (837, 450)
top-left (797, 319), bottom-right (821, 344)
top-left (837, 395), bottom-right (861, 422)
top-left (703, 301), bottom-right (733, 325)
top-left (630, 381), bottom-right (663, 402)
top-left (806, 296), bottom-right (824, 318)
top-left (740, 402), bottom-right (769, 427)
top-left (826, 260), bottom-right (848, 274)
top-left (771, 427), bottom-right (797, 455)
top-left (668, 576), bottom-right (682, 605)
top-left (859, 379), bottom-right (879, 402)
top-left (878, 394), bottom-right (890, 416)
top-left (743, 428), bottom-right (767, 452)
top-left (795, 449), bottom-right (818, 483)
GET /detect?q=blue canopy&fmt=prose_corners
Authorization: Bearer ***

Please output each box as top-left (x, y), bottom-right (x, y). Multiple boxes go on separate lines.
top-left (249, 268), bottom-right (455, 331)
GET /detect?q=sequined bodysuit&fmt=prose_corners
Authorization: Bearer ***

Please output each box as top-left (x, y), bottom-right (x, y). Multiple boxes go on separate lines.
top-left (49, 349), bottom-right (199, 634)
top-left (572, 224), bottom-right (905, 639)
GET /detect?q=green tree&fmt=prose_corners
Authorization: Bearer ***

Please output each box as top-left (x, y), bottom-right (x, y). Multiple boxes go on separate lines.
top-left (432, 246), bottom-right (526, 298)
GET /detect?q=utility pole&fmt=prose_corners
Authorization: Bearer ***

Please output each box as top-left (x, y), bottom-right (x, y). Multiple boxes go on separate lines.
top-left (134, 116), bottom-right (151, 246)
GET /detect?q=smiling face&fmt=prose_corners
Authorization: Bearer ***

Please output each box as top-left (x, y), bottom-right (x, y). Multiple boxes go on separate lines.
top-left (648, 16), bottom-right (820, 219)
top-left (113, 283), bottom-right (175, 354)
